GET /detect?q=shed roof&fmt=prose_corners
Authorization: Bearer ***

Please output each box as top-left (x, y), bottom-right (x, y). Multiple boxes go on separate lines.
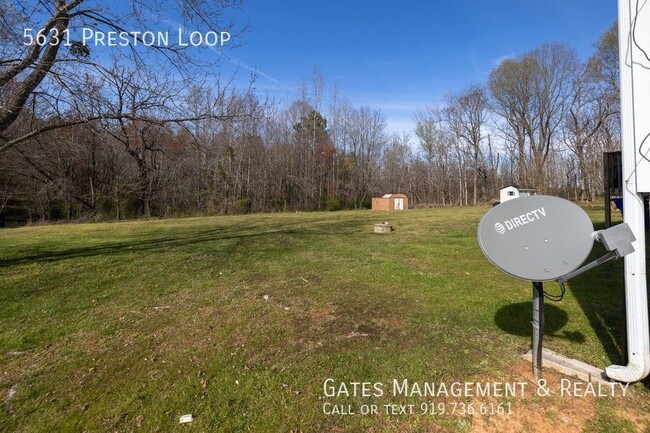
top-left (500, 185), bottom-right (536, 192)
top-left (380, 193), bottom-right (408, 198)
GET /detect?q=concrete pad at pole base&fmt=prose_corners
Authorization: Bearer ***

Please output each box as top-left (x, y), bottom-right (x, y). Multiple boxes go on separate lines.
top-left (521, 349), bottom-right (610, 385)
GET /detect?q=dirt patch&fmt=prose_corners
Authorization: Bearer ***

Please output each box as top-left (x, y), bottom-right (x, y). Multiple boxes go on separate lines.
top-left (470, 360), bottom-right (650, 433)
top-left (309, 305), bottom-right (336, 324)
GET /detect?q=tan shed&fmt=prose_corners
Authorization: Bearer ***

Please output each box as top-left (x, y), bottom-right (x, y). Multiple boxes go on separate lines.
top-left (372, 193), bottom-right (409, 211)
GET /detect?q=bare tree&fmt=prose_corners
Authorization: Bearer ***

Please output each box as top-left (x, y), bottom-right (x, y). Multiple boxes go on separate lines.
top-left (587, 22), bottom-right (620, 152)
top-left (381, 132), bottom-right (412, 194)
top-left (528, 44), bottom-right (578, 189)
top-left (562, 62), bottom-right (607, 200)
top-left (341, 106), bottom-right (386, 208)
top-left (488, 56), bottom-right (536, 185)
top-left (414, 107), bottom-right (451, 205)
top-left (489, 44), bottom-right (578, 191)
top-left (0, 0), bottom-right (245, 155)
top-left (444, 85), bottom-right (489, 205)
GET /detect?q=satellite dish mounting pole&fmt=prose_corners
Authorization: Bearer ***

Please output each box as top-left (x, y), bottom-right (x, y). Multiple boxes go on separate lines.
top-left (531, 282), bottom-right (545, 378)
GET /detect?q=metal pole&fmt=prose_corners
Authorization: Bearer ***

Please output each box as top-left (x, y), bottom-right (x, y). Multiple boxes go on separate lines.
top-left (532, 281), bottom-right (544, 379)
top-left (604, 152), bottom-right (612, 228)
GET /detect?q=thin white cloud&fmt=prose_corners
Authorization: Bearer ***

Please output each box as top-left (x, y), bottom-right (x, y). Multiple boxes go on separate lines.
top-left (217, 52), bottom-right (295, 91)
top-left (491, 53), bottom-right (516, 66)
top-left (330, 72), bottom-right (365, 81)
top-left (367, 60), bottom-right (399, 67)
top-left (370, 102), bottom-right (421, 112)
top-left (385, 118), bottom-right (416, 135)
top-left (351, 96), bottom-right (428, 113)
top-left (161, 17), bottom-right (295, 91)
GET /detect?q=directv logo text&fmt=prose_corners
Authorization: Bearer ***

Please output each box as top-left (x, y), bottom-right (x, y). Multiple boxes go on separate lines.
top-left (494, 207), bottom-right (547, 235)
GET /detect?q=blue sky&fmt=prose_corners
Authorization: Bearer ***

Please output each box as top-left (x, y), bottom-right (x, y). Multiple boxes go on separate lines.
top-left (212, 0), bottom-right (618, 135)
top-left (58, 1), bottom-right (618, 135)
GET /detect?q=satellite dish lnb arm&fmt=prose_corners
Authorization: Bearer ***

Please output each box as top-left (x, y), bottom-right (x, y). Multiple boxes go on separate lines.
top-left (556, 251), bottom-right (619, 284)
top-left (555, 223), bottom-right (636, 285)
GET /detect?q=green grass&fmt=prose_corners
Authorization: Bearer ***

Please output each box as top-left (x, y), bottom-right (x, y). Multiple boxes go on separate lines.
top-left (0, 206), bottom-right (645, 431)
top-left (583, 400), bottom-right (636, 433)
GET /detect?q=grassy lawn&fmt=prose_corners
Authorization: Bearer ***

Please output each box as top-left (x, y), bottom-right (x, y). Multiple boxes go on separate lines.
top-left (1, 206), bottom-right (648, 432)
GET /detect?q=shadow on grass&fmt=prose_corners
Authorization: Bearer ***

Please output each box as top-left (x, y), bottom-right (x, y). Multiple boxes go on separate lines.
top-left (0, 215), bottom-right (372, 268)
top-left (494, 301), bottom-right (586, 343)
top-left (493, 219), bottom-right (649, 386)
top-left (566, 221), bottom-right (628, 367)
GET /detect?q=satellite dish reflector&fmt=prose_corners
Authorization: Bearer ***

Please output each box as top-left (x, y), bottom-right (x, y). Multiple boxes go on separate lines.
top-left (478, 195), bottom-right (594, 281)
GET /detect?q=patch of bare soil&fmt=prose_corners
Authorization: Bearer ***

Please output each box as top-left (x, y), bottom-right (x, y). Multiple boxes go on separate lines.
top-left (470, 360), bottom-right (650, 433)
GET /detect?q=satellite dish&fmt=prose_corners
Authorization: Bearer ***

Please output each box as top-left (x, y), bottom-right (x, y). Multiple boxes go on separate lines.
top-left (478, 195), bottom-right (594, 281)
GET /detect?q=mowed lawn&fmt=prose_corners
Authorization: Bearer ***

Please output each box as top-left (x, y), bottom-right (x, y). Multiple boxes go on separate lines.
top-left (0, 206), bottom-right (648, 432)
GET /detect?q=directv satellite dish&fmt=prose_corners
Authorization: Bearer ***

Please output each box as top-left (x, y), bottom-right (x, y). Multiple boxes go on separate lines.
top-left (477, 195), bottom-right (594, 281)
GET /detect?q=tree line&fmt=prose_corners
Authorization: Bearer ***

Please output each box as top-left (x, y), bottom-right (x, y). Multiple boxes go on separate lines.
top-left (0, 1), bottom-right (619, 222)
